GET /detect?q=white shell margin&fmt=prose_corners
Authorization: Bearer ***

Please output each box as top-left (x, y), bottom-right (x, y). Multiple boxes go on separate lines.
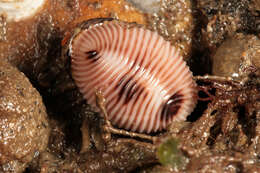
top-left (0, 0), bottom-right (46, 21)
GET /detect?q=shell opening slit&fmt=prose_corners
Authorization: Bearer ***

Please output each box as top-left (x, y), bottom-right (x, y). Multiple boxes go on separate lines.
top-left (70, 20), bottom-right (197, 133)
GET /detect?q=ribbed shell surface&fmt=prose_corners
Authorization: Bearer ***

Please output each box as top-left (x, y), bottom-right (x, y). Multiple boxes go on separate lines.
top-left (71, 21), bottom-right (197, 133)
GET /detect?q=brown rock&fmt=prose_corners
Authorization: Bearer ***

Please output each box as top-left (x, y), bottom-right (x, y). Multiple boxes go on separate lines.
top-left (212, 34), bottom-right (260, 78)
top-left (0, 60), bottom-right (50, 172)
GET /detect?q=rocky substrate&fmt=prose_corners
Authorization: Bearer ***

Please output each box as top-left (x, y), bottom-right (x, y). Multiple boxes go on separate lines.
top-left (0, 0), bottom-right (259, 172)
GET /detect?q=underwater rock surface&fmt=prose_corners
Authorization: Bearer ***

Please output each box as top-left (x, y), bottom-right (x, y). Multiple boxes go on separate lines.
top-left (0, 60), bottom-right (49, 172)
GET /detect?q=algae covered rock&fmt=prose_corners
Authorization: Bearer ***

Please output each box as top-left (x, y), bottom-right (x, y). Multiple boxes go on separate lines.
top-left (0, 60), bottom-right (50, 172)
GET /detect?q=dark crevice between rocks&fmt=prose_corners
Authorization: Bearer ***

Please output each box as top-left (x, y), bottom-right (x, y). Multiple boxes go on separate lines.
top-left (226, 127), bottom-right (240, 149)
top-left (189, 0), bottom-right (212, 76)
top-left (129, 163), bottom-right (161, 173)
top-left (206, 117), bottom-right (222, 147)
top-left (187, 83), bottom-right (216, 122)
top-left (19, 14), bottom-right (64, 90)
top-left (236, 106), bottom-right (257, 145)
top-left (229, 161), bottom-right (244, 173)
top-left (187, 100), bottom-right (209, 122)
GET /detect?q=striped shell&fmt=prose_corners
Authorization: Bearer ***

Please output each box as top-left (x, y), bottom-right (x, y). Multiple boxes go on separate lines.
top-left (70, 19), bottom-right (197, 133)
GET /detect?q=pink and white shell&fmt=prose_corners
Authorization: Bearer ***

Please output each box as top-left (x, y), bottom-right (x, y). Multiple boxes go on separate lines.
top-left (70, 19), bottom-right (197, 133)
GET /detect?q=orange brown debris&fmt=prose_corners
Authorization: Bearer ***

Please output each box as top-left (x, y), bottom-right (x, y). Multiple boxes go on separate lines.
top-left (73, 0), bottom-right (146, 26)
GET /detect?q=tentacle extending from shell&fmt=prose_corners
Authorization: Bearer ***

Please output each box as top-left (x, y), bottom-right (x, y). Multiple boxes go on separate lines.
top-left (70, 19), bottom-right (197, 133)
top-left (0, 0), bottom-right (46, 21)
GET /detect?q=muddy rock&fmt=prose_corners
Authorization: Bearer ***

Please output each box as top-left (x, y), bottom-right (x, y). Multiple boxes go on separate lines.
top-left (0, 0), bottom-right (78, 67)
top-left (126, 0), bottom-right (161, 14)
top-left (212, 34), bottom-right (260, 78)
top-left (147, 0), bottom-right (194, 59)
top-left (78, 139), bottom-right (156, 173)
top-left (197, 0), bottom-right (258, 51)
top-left (0, 60), bottom-right (50, 172)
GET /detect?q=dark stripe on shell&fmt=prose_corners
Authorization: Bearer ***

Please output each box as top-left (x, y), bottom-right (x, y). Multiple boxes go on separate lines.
top-left (85, 50), bottom-right (99, 61)
top-left (161, 92), bottom-right (183, 122)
